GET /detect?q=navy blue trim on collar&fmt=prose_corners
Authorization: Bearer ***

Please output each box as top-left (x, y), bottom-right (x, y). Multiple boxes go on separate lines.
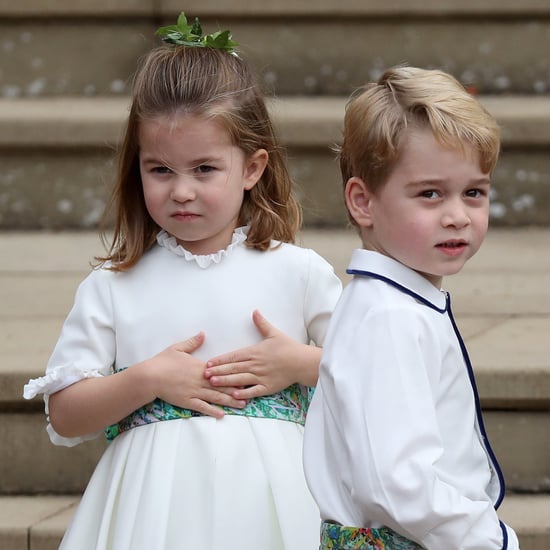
top-left (499, 520), bottom-right (509, 549)
top-left (446, 293), bottom-right (507, 509)
top-left (346, 269), bottom-right (448, 313)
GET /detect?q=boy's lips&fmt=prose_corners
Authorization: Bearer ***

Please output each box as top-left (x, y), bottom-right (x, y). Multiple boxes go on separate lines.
top-left (435, 239), bottom-right (468, 255)
top-left (436, 239), bottom-right (467, 247)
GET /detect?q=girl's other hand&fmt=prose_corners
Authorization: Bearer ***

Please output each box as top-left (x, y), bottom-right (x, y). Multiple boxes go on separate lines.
top-left (47, 332), bottom-right (248, 438)
top-left (150, 332), bottom-right (247, 418)
top-left (204, 310), bottom-right (322, 400)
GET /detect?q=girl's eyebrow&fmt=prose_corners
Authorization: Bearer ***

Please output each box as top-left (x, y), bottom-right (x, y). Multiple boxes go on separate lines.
top-left (139, 152), bottom-right (166, 164)
top-left (140, 156), bottom-right (162, 165)
top-left (190, 156), bottom-right (222, 165)
top-left (140, 154), bottom-right (223, 165)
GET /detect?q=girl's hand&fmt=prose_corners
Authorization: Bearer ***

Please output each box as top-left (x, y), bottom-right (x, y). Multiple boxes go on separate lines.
top-left (204, 310), bottom-right (322, 400)
top-left (150, 332), bottom-right (247, 418)
top-left (48, 332), bottom-right (246, 438)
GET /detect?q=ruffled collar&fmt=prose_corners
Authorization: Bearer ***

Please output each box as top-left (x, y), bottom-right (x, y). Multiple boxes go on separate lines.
top-left (156, 226), bottom-right (249, 269)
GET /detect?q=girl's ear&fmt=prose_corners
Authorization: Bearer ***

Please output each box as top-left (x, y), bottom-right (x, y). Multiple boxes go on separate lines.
top-left (243, 149), bottom-right (269, 191)
top-left (345, 176), bottom-right (374, 227)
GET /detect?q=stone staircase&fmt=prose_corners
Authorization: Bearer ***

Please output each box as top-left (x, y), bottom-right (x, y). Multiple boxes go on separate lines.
top-left (2, 2), bottom-right (550, 229)
top-left (1, 1), bottom-right (549, 549)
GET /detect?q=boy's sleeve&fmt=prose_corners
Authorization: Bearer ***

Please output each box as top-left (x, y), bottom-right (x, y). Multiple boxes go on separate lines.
top-left (322, 304), bottom-right (515, 549)
top-left (502, 522), bottom-right (521, 549)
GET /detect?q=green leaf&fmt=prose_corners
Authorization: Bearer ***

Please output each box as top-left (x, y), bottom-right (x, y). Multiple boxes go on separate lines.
top-left (155, 25), bottom-right (181, 37)
top-left (205, 30), bottom-right (238, 52)
top-left (155, 11), bottom-right (238, 53)
top-left (190, 17), bottom-right (202, 38)
top-left (176, 12), bottom-right (188, 29)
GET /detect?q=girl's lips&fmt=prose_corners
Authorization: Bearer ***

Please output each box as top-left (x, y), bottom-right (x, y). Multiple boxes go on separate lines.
top-left (172, 212), bottom-right (199, 220)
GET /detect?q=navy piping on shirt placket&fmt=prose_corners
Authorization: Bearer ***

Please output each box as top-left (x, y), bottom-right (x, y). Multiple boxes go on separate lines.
top-left (347, 268), bottom-right (509, 549)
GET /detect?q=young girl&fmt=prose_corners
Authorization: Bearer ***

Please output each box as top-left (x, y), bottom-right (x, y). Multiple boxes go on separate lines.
top-left (24, 14), bottom-right (342, 550)
top-left (303, 66), bottom-right (520, 549)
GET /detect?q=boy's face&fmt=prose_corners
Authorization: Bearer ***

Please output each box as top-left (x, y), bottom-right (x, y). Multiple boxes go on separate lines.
top-left (350, 127), bottom-right (490, 287)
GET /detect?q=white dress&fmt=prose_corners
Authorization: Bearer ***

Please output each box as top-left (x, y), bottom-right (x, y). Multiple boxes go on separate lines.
top-left (24, 228), bottom-right (342, 550)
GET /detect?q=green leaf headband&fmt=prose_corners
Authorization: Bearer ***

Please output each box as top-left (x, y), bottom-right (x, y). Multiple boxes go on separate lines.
top-left (155, 12), bottom-right (239, 54)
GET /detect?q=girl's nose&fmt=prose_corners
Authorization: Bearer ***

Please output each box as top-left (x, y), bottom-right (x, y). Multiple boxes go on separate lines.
top-left (170, 176), bottom-right (195, 202)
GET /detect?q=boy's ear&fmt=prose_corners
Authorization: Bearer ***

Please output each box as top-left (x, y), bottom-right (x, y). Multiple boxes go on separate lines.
top-left (243, 149), bottom-right (269, 191)
top-left (345, 176), bottom-right (374, 227)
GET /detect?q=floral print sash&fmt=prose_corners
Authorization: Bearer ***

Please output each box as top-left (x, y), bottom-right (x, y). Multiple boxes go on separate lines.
top-left (320, 521), bottom-right (424, 550)
top-left (105, 383), bottom-right (312, 441)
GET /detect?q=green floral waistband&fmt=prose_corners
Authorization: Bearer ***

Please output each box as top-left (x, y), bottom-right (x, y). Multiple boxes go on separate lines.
top-left (320, 521), bottom-right (424, 550)
top-left (105, 383), bottom-right (313, 442)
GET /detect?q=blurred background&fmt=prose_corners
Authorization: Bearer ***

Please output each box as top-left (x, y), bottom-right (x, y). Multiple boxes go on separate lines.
top-left (1, 0), bottom-right (549, 230)
top-left (1, 3), bottom-right (549, 549)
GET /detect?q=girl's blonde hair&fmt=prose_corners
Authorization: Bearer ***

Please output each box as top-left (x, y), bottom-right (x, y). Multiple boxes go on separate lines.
top-left (97, 46), bottom-right (301, 271)
top-left (338, 66), bottom-right (500, 223)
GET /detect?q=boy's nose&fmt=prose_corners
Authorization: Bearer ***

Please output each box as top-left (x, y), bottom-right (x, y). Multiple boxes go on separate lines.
top-left (441, 201), bottom-right (471, 228)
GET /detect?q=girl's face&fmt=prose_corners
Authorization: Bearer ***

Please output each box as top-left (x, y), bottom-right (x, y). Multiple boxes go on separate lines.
top-left (347, 127), bottom-right (490, 287)
top-left (139, 113), bottom-right (267, 255)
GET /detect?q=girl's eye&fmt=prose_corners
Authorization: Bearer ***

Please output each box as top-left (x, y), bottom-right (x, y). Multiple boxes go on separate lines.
top-left (151, 166), bottom-right (173, 175)
top-left (196, 164), bottom-right (214, 175)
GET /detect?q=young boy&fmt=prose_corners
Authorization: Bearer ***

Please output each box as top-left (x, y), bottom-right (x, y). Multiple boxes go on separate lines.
top-left (303, 66), bottom-right (520, 549)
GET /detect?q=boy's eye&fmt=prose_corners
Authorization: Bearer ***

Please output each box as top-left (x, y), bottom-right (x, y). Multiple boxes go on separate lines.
top-left (465, 188), bottom-right (486, 198)
top-left (420, 190), bottom-right (440, 199)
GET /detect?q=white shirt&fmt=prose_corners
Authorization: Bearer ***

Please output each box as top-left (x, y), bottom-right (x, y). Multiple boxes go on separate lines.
top-left (303, 249), bottom-right (519, 550)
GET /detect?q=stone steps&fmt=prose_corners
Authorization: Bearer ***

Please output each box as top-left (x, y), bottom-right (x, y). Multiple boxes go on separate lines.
top-left (3, 408), bottom-right (549, 496)
top-left (1, 95), bottom-right (550, 229)
top-left (1, 228), bottom-right (549, 548)
top-left (1, 228), bottom-right (549, 494)
top-left (1, 1), bottom-right (550, 230)
top-left (2, 475), bottom-right (549, 549)
top-left (2, 2), bottom-right (550, 97)
top-left (1, 1), bottom-right (549, 547)
top-left (1, 494), bottom-right (548, 550)
top-left (3, 0), bottom-right (550, 16)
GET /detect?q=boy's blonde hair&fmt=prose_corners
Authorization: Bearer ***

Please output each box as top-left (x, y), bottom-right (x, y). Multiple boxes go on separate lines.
top-left (339, 66), bottom-right (500, 221)
top-left (98, 46), bottom-right (301, 271)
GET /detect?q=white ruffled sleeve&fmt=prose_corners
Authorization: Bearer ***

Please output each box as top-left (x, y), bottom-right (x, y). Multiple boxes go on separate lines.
top-left (23, 268), bottom-right (116, 447)
top-left (303, 249), bottom-right (343, 346)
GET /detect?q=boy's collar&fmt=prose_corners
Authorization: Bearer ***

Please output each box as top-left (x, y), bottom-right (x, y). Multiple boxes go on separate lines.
top-left (347, 249), bottom-right (448, 312)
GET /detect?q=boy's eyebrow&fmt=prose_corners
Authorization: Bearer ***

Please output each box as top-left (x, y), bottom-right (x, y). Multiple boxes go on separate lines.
top-left (469, 178), bottom-right (491, 186)
top-left (406, 177), bottom-right (491, 187)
